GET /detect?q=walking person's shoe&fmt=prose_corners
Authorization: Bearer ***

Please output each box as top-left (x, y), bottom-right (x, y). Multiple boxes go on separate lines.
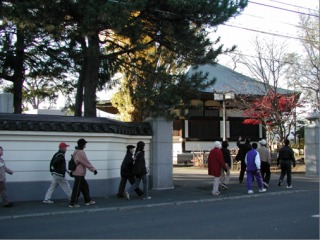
top-left (286, 185), bottom-right (293, 188)
top-left (263, 182), bottom-right (269, 189)
top-left (85, 200), bottom-right (96, 206)
top-left (69, 204), bottom-right (80, 208)
top-left (259, 188), bottom-right (267, 193)
top-left (212, 191), bottom-right (220, 196)
top-left (220, 183), bottom-right (229, 190)
top-left (247, 190), bottom-right (254, 194)
top-left (43, 199), bottom-right (54, 204)
top-left (124, 191), bottom-right (130, 200)
top-left (278, 180), bottom-right (282, 186)
top-left (4, 202), bottom-right (15, 208)
top-left (143, 196), bottom-right (152, 200)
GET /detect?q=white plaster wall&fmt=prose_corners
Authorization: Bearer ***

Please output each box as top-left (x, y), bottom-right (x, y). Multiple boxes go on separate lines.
top-left (304, 124), bottom-right (320, 176)
top-left (0, 131), bottom-right (152, 183)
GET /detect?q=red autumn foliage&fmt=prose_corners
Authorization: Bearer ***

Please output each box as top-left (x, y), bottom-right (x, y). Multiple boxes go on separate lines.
top-left (243, 92), bottom-right (299, 125)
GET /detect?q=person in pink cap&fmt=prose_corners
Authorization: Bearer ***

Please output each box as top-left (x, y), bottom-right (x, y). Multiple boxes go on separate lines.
top-left (43, 142), bottom-right (72, 204)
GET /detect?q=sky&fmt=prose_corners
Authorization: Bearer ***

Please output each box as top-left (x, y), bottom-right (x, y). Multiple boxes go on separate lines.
top-left (212, 0), bottom-right (319, 73)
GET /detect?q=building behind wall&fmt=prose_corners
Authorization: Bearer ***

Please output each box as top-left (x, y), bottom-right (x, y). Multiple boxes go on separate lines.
top-left (96, 63), bottom-right (297, 164)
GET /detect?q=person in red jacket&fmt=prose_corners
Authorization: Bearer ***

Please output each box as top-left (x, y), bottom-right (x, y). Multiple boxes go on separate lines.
top-left (208, 141), bottom-right (227, 196)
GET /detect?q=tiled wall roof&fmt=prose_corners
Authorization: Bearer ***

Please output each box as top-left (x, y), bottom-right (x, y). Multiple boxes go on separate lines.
top-left (0, 113), bottom-right (152, 135)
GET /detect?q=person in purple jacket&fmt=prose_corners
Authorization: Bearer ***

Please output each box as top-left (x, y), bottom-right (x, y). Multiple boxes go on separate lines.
top-left (245, 143), bottom-right (267, 194)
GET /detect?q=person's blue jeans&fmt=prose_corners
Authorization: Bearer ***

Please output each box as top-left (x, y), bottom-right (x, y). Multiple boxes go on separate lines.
top-left (279, 160), bottom-right (292, 186)
top-left (126, 174), bottom-right (149, 197)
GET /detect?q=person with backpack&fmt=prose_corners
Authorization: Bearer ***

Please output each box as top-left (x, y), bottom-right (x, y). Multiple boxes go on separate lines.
top-left (124, 141), bottom-right (151, 200)
top-left (69, 139), bottom-right (97, 208)
top-left (43, 142), bottom-right (72, 204)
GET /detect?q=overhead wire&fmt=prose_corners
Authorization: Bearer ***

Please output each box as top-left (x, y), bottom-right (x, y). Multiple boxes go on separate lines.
top-left (248, 1), bottom-right (319, 17)
top-left (221, 23), bottom-right (309, 42)
top-left (268, 0), bottom-right (319, 12)
top-left (240, 13), bottom-right (313, 30)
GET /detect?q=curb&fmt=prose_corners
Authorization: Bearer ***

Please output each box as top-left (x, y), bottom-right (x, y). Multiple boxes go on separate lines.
top-left (0, 189), bottom-right (306, 221)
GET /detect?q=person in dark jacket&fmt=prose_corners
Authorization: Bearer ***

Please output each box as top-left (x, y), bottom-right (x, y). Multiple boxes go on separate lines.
top-left (125, 141), bottom-right (151, 200)
top-left (236, 136), bottom-right (252, 183)
top-left (277, 139), bottom-right (296, 188)
top-left (117, 145), bottom-right (143, 198)
top-left (43, 142), bottom-right (72, 204)
top-left (220, 141), bottom-right (231, 190)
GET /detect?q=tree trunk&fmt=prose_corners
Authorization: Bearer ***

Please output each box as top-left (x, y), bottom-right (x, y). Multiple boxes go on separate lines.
top-left (74, 62), bottom-right (85, 117)
top-left (13, 28), bottom-right (25, 114)
top-left (83, 34), bottom-right (100, 117)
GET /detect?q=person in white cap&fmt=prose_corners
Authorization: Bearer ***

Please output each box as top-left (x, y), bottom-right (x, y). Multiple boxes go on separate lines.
top-left (43, 142), bottom-right (72, 204)
top-left (257, 139), bottom-right (271, 188)
top-left (207, 141), bottom-right (227, 196)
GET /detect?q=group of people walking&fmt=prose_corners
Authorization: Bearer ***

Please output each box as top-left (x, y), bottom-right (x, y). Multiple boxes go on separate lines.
top-left (43, 138), bottom-right (98, 208)
top-left (0, 138), bottom-right (151, 208)
top-left (0, 136), bottom-right (296, 207)
top-left (207, 136), bottom-right (296, 195)
top-left (42, 139), bottom-right (151, 208)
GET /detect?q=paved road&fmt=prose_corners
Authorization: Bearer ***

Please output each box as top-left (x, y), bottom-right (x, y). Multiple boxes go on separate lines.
top-left (0, 167), bottom-right (318, 239)
top-left (0, 189), bottom-right (318, 239)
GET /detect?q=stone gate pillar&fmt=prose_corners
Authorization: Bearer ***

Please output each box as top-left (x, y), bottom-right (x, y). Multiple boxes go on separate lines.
top-left (146, 117), bottom-right (174, 190)
top-left (304, 112), bottom-right (320, 176)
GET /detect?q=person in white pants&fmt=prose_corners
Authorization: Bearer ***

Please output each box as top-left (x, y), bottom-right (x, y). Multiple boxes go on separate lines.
top-left (208, 141), bottom-right (227, 196)
top-left (43, 142), bottom-right (72, 204)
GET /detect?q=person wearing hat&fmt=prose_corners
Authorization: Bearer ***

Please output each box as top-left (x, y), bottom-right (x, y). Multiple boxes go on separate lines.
top-left (117, 145), bottom-right (143, 198)
top-left (125, 141), bottom-right (151, 200)
top-left (257, 139), bottom-right (271, 188)
top-left (207, 141), bottom-right (227, 196)
top-left (43, 142), bottom-right (72, 204)
top-left (69, 138), bottom-right (97, 208)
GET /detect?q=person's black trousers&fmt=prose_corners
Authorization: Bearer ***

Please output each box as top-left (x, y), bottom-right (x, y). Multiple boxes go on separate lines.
top-left (69, 176), bottom-right (91, 205)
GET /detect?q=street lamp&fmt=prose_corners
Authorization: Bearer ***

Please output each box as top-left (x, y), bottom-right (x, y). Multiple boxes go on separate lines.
top-left (214, 92), bottom-right (235, 141)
